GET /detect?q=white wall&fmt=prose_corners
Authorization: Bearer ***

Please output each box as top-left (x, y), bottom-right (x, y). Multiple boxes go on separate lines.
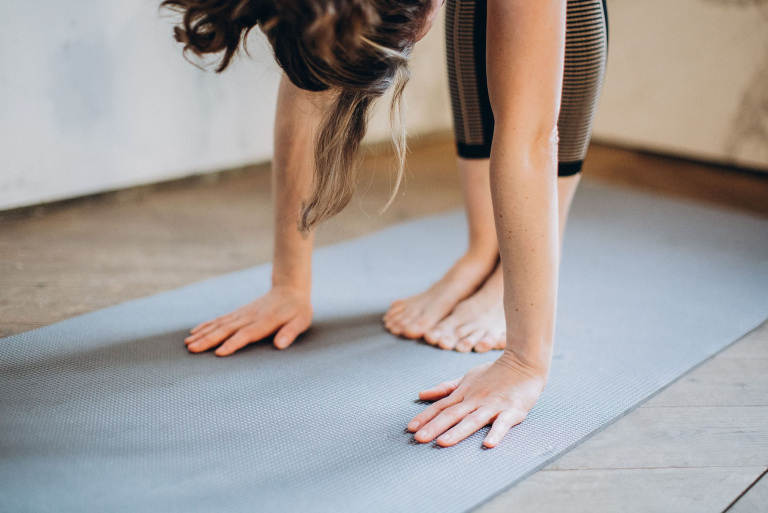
top-left (592, 0), bottom-right (768, 171)
top-left (0, 1), bottom-right (451, 211)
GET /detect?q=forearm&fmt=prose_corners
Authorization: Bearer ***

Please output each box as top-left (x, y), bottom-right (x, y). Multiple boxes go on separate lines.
top-left (491, 136), bottom-right (559, 370)
top-left (485, 0), bottom-right (566, 372)
top-left (270, 74), bottom-right (327, 292)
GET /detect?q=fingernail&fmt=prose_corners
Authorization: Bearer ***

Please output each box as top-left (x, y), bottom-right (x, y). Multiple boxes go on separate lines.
top-left (486, 436), bottom-right (497, 446)
top-left (407, 420), bottom-right (420, 431)
top-left (439, 434), bottom-right (452, 443)
top-left (416, 429), bottom-right (428, 439)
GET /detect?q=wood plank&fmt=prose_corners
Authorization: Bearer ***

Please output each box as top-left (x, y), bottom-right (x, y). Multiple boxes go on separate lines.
top-left (642, 358), bottom-right (768, 407)
top-left (582, 144), bottom-right (768, 216)
top-left (716, 322), bottom-right (768, 361)
top-left (0, 139), bottom-right (463, 337)
top-left (474, 467), bottom-right (764, 513)
top-left (727, 470), bottom-right (768, 513)
top-left (548, 406), bottom-right (768, 470)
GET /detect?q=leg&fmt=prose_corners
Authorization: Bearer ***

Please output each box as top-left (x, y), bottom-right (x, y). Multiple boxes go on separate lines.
top-left (383, 0), bottom-right (500, 340)
top-left (383, 157), bottom-right (498, 339)
top-left (422, 0), bottom-right (607, 352)
top-left (425, 172), bottom-right (581, 352)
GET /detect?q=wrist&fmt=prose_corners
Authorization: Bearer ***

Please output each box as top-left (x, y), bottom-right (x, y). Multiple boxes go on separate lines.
top-left (271, 271), bottom-right (311, 296)
top-left (500, 346), bottom-right (551, 379)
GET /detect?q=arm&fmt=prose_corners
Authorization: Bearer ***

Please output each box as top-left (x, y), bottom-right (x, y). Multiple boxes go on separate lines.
top-left (488, 0), bottom-right (564, 367)
top-left (185, 74), bottom-right (329, 355)
top-left (270, 74), bottom-right (319, 299)
top-left (407, 0), bottom-right (566, 447)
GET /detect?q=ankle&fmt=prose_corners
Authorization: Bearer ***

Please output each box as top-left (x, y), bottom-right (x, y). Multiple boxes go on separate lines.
top-left (464, 243), bottom-right (498, 266)
top-left (453, 251), bottom-right (497, 280)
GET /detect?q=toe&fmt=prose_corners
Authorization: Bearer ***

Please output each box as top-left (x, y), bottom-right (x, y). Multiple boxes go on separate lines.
top-left (424, 329), bottom-right (441, 345)
top-left (493, 331), bottom-right (507, 350)
top-left (385, 309), bottom-right (412, 335)
top-left (436, 331), bottom-right (459, 350)
top-left (386, 317), bottom-right (405, 335)
top-left (402, 318), bottom-right (430, 339)
top-left (436, 331), bottom-right (458, 350)
top-left (455, 323), bottom-right (478, 340)
top-left (384, 304), bottom-right (405, 322)
top-left (474, 340), bottom-right (492, 352)
top-left (457, 328), bottom-right (484, 350)
top-left (455, 333), bottom-right (481, 353)
top-left (388, 300), bottom-right (406, 313)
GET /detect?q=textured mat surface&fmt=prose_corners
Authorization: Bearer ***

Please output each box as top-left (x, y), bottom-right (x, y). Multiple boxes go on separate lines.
top-left (1, 181), bottom-right (767, 513)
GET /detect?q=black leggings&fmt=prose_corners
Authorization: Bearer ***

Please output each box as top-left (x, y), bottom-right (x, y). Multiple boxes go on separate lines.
top-left (445, 0), bottom-right (609, 176)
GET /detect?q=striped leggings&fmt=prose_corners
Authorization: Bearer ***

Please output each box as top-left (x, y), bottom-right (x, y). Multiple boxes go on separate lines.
top-left (445, 0), bottom-right (608, 176)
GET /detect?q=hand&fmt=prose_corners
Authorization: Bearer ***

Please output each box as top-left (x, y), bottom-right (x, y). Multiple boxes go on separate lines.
top-left (184, 286), bottom-right (313, 356)
top-left (406, 352), bottom-right (548, 448)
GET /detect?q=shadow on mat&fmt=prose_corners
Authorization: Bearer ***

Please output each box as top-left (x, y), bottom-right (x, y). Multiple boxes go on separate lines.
top-left (0, 311), bottom-right (395, 376)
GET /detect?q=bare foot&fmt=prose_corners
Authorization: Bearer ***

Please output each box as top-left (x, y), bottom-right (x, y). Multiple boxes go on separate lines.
top-left (425, 263), bottom-right (506, 353)
top-left (383, 251), bottom-right (497, 339)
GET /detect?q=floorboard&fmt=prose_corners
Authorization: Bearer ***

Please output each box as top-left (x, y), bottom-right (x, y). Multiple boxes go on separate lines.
top-left (548, 404), bottom-right (768, 469)
top-left (727, 470), bottom-right (768, 513)
top-left (476, 467), bottom-right (764, 513)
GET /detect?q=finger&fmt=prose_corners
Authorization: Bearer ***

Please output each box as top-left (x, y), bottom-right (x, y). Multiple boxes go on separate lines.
top-left (190, 313), bottom-right (235, 334)
top-left (190, 320), bottom-right (215, 334)
top-left (214, 321), bottom-right (276, 356)
top-left (185, 322), bottom-right (225, 344)
top-left (187, 325), bottom-right (240, 353)
top-left (436, 406), bottom-right (497, 447)
top-left (414, 402), bottom-right (478, 443)
top-left (190, 317), bottom-right (222, 334)
top-left (186, 314), bottom-right (244, 343)
top-left (483, 409), bottom-right (527, 448)
top-left (417, 378), bottom-right (461, 402)
top-left (273, 317), bottom-right (308, 350)
top-left (407, 392), bottom-right (462, 432)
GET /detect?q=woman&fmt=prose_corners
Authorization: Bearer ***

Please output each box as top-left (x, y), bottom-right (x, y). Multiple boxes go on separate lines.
top-left (162, 0), bottom-right (607, 448)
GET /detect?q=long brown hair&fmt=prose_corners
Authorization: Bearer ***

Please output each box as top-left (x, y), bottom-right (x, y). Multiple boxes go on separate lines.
top-left (160, 0), bottom-right (431, 231)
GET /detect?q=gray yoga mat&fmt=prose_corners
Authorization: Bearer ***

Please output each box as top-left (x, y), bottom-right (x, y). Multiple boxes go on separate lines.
top-left (1, 180), bottom-right (767, 512)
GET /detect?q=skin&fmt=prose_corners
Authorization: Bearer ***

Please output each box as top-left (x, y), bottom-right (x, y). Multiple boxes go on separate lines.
top-left (384, 162), bottom-right (580, 352)
top-left (407, 0), bottom-right (568, 448)
top-left (187, 0), bottom-right (570, 448)
top-left (185, 76), bottom-right (323, 355)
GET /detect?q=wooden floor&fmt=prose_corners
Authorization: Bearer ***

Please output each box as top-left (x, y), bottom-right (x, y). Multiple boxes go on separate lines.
top-left (1, 136), bottom-right (767, 511)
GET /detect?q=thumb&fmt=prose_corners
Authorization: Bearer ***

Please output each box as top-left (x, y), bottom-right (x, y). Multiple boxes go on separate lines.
top-left (418, 378), bottom-right (461, 401)
top-left (274, 316), bottom-right (310, 350)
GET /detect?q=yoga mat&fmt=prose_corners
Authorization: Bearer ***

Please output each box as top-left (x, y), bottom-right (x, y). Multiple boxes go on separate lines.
top-left (1, 181), bottom-right (767, 512)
